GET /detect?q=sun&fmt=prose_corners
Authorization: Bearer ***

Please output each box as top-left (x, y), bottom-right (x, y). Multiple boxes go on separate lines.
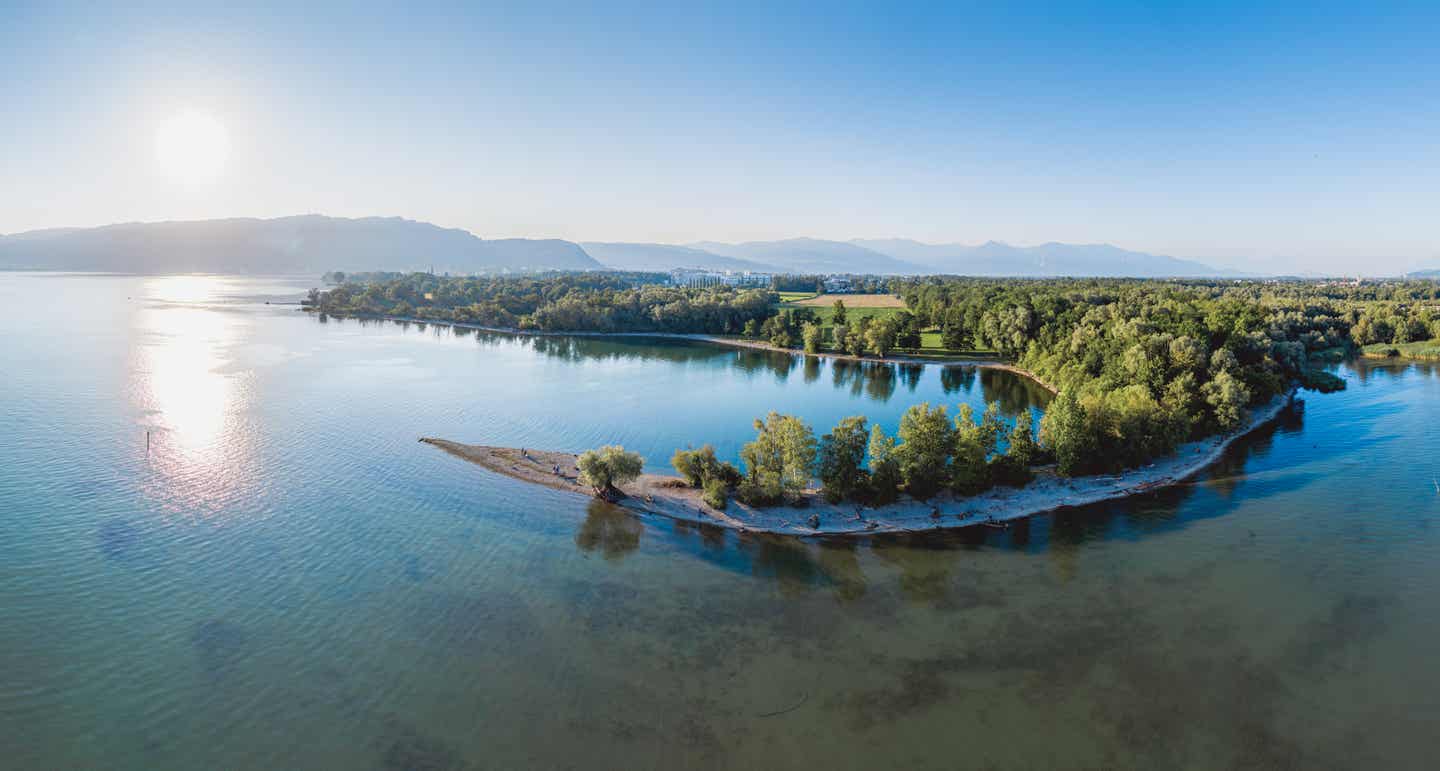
top-left (155, 110), bottom-right (230, 184)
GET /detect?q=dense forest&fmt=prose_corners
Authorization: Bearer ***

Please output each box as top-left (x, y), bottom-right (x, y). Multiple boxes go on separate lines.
top-left (896, 277), bottom-right (1439, 474)
top-left (309, 272), bottom-right (1438, 489)
top-left (308, 271), bottom-right (774, 334)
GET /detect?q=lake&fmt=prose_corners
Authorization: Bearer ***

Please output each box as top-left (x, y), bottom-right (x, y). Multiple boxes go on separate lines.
top-left (2, 273), bottom-right (1438, 770)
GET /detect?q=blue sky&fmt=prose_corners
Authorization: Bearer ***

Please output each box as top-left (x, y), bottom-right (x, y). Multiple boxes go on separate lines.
top-left (2, 1), bottom-right (1437, 273)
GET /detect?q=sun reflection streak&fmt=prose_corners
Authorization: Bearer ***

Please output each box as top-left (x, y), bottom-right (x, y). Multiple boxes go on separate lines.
top-left (131, 276), bottom-right (257, 516)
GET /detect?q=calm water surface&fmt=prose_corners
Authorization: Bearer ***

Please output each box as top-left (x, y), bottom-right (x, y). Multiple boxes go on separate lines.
top-left (2, 273), bottom-right (1438, 770)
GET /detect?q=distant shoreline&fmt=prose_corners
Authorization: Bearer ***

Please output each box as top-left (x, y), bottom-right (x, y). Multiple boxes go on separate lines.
top-left (307, 309), bottom-right (1059, 392)
top-left (421, 394), bottom-right (1292, 538)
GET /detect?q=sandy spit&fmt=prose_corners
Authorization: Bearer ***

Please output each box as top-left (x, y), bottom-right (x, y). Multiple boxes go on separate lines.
top-left (421, 394), bottom-right (1292, 538)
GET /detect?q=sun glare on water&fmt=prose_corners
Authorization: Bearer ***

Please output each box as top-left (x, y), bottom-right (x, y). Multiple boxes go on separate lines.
top-left (155, 110), bottom-right (230, 184)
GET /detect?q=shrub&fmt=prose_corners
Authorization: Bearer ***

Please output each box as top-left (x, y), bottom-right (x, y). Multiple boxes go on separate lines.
top-left (702, 477), bottom-right (728, 509)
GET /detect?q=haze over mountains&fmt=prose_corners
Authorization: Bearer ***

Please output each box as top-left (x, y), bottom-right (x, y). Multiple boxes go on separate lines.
top-left (591, 237), bottom-right (1243, 277)
top-left (0, 215), bottom-right (601, 274)
top-left (0, 214), bottom-right (1265, 277)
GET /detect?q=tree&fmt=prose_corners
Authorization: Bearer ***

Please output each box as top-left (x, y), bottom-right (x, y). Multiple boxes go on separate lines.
top-left (832, 298), bottom-right (848, 327)
top-left (941, 308), bottom-right (968, 350)
top-left (671, 445), bottom-right (715, 487)
top-left (802, 322), bottom-right (824, 354)
top-left (951, 403), bottom-right (1000, 495)
top-left (577, 445), bottom-right (644, 499)
top-left (742, 319), bottom-right (761, 339)
top-left (1006, 410), bottom-right (1037, 466)
top-left (832, 322), bottom-right (851, 353)
top-left (1040, 390), bottom-right (1095, 477)
top-left (849, 317), bottom-right (871, 357)
top-left (1202, 369), bottom-right (1250, 431)
top-left (867, 424), bottom-right (902, 504)
top-left (895, 402), bottom-right (954, 499)
top-left (672, 445), bottom-right (740, 488)
top-left (818, 416), bottom-right (869, 502)
top-left (895, 312), bottom-right (922, 349)
top-left (739, 412), bottom-right (818, 504)
top-left (865, 317), bottom-right (897, 358)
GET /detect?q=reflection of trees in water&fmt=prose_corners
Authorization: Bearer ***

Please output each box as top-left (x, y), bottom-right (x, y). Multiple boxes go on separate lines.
top-left (803, 355), bottom-right (822, 384)
top-left (574, 500), bottom-right (644, 561)
top-left (732, 349), bottom-right (796, 381)
top-left (1350, 358), bottom-right (1437, 386)
top-left (940, 366), bottom-right (977, 395)
top-left (899, 364), bottom-right (923, 393)
top-left (815, 540), bottom-right (869, 602)
top-left (864, 363), bottom-right (897, 402)
top-left (525, 334), bottom-right (736, 366)
top-left (979, 368), bottom-right (1052, 414)
top-left (743, 535), bottom-right (824, 598)
top-left (829, 360), bottom-right (898, 402)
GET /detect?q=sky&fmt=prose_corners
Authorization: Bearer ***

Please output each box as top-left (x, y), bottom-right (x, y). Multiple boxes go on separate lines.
top-left (2, 1), bottom-right (1437, 274)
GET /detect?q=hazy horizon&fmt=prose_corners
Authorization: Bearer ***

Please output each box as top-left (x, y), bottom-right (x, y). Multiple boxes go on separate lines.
top-left (4, 2), bottom-right (1437, 275)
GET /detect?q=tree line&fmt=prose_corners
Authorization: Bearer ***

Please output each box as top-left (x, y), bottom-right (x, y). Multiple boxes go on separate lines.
top-left (306, 271), bottom-right (775, 334)
top-left (665, 404), bottom-right (1040, 511)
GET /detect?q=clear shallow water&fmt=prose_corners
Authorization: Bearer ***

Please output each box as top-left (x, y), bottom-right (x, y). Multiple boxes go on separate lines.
top-left (2, 273), bottom-right (1438, 770)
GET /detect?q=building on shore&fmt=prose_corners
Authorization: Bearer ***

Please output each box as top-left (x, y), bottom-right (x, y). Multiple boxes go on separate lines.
top-left (669, 268), bottom-right (772, 288)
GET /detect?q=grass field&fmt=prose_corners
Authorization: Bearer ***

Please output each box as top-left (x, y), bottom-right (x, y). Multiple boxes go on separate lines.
top-left (773, 293), bottom-right (995, 358)
top-left (791, 292), bottom-right (905, 308)
top-left (1362, 341), bottom-right (1440, 360)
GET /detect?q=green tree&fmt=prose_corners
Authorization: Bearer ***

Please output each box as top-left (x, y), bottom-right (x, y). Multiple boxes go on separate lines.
top-left (1202, 369), bottom-right (1251, 431)
top-left (867, 424), bottom-right (902, 504)
top-left (672, 445), bottom-right (716, 487)
top-left (832, 322), bottom-right (851, 354)
top-left (849, 317), bottom-right (871, 357)
top-left (951, 403), bottom-right (1000, 495)
top-left (865, 317), bottom-right (897, 358)
top-left (1039, 390), bottom-right (1096, 477)
top-left (802, 322), bottom-right (824, 354)
top-left (895, 312), bottom-right (922, 349)
top-left (818, 416), bottom-right (869, 502)
top-left (895, 402), bottom-right (954, 499)
top-left (739, 412), bottom-right (818, 504)
top-left (1006, 410), bottom-right (1037, 465)
top-left (742, 318), bottom-right (761, 339)
top-left (832, 298), bottom-right (848, 327)
top-left (577, 445), bottom-right (645, 499)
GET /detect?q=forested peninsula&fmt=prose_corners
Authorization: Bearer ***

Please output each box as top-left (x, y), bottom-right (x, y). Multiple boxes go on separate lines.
top-left (311, 272), bottom-right (1439, 532)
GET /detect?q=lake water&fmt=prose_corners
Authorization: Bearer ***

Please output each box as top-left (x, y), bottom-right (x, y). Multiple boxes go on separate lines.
top-left (2, 273), bottom-right (1438, 770)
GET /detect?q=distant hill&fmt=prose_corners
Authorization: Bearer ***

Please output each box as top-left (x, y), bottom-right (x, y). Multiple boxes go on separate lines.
top-left (690, 238), bottom-right (930, 275)
top-left (0, 215), bottom-right (601, 274)
top-left (851, 238), bottom-right (1241, 277)
top-left (1406, 268), bottom-right (1440, 279)
top-left (581, 242), bottom-right (781, 273)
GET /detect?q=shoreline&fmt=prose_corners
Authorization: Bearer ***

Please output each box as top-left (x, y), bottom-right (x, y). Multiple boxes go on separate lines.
top-left (306, 310), bottom-right (1054, 391)
top-left (421, 393), bottom-right (1292, 538)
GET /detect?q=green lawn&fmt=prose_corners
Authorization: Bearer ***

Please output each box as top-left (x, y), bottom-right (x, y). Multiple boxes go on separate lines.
top-left (772, 300), bottom-right (995, 358)
top-left (1362, 341), bottom-right (1440, 361)
top-left (777, 291), bottom-right (819, 302)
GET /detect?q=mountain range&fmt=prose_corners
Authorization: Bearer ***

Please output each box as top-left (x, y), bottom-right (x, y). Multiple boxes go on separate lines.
top-left (601, 237), bottom-right (1241, 277)
top-left (0, 214), bottom-right (1250, 277)
top-left (0, 215), bottom-right (601, 274)
top-left (1406, 268), bottom-right (1440, 279)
